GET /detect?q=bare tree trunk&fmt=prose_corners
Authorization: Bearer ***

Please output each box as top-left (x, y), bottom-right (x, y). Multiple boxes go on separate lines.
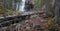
top-left (52, 0), bottom-right (55, 7)
top-left (45, 0), bottom-right (51, 17)
top-left (18, 2), bottom-right (20, 10)
top-left (12, 0), bottom-right (15, 10)
top-left (3, 0), bottom-right (7, 8)
top-left (12, 0), bottom-right (16, 10)
top-left (55, 0), bottom-right (60, 25)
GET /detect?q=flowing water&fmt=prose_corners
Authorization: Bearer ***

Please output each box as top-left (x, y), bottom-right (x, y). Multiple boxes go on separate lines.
top-left (16, 0), bottom-right (26, 12)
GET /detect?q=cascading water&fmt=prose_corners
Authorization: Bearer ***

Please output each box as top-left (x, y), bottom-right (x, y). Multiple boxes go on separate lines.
top-left (16, 0), bottom-right (26, 12)
top-left (16, 0), bottom-right (33, 12)
top-left (19, 0), bottom-right (26, 12)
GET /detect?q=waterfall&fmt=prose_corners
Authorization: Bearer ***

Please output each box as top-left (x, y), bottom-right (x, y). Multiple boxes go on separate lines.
top-left (19, 0), bottom-right (26, 12)
top-left (16, 0), bottom-right (26, 12)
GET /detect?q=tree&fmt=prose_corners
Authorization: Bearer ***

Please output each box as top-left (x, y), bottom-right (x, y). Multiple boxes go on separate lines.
top-left (55, 0), bottom-right (60, 25)
top-left (45, 0), bottom-right (52, 17)
top-left (33, 0), bottom-right (45, 11)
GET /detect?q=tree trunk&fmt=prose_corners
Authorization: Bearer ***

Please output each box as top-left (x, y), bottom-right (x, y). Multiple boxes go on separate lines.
top-left (12, 0), bottom-right (16, 10)
top-left (3, 0), bottom-right (7, 8)
top-left (45, 0), bottom-right (51, 17)
top-left (55, 0), bottom-right (60, 25)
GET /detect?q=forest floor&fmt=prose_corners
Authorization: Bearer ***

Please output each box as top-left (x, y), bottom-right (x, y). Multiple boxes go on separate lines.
top-left (0, 11), bottom-right (48, 31)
